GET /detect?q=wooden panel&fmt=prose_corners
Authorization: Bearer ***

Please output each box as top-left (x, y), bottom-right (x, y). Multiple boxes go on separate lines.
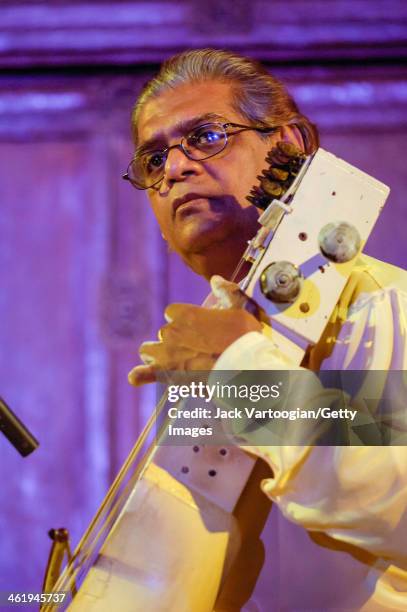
top-left (0, 74), bottom-right (165, 592)
top-left (0, 62), bottom-right (406, 595)
top-left (0, 0), bottom-right (405, 598)
top-left (321, 131), bottom-right (407, 268)
top-left (0, 0), bottom-right (406, 67)
top-left (0, 138), bottom-right (110, 588)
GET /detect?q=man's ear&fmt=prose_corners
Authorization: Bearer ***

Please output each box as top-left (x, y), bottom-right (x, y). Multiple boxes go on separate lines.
top-left (279, 124), bottom-right (305, 153)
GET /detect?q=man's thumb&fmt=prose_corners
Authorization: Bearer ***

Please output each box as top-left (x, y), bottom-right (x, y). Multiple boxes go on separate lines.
top-left (210, 275), bottom-right (270, 324)
top-left (210, 275), bottom-right (241, 308)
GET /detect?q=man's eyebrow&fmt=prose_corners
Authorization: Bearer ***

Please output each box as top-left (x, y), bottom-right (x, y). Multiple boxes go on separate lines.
top-left (136, 113), bottom-right (227, 155)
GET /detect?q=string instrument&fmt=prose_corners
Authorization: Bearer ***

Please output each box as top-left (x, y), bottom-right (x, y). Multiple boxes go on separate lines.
top-left (44, 143), bottom-right (389, 611)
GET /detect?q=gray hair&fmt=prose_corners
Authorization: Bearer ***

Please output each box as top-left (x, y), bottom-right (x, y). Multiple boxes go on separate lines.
top-left (131, 48), bottom-right (319, 153)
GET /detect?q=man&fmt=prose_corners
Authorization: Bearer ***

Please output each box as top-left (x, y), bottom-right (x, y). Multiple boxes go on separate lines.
top-left (125, 49), bottom-right (407, 610)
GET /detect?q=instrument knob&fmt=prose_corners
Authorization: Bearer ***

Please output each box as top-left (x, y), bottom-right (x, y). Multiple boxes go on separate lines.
top-left (318, 221), bottom-right (361, 263)
top-left (260, 261), bottom-right (302, 303)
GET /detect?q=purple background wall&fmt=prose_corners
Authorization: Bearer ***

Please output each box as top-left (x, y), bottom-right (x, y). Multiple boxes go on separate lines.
top-left (0, 0), bottom-right (406, 598)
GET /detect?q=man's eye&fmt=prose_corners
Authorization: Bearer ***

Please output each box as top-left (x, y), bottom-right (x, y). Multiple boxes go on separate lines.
top-left (190, 128), bottom-right (223, 147)
top-left (144, 152), bottom-right (166, 174)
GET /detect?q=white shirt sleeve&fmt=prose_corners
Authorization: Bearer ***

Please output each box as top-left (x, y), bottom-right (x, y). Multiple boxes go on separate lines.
top-left (211, 287), bottom-right (407, 564)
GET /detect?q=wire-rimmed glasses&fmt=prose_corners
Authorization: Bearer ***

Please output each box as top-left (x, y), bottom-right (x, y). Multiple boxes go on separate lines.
top-left (122, 121), bottom-right (279, 190)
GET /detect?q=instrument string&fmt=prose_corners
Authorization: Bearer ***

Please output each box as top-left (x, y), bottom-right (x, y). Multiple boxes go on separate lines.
top-left (53, 391), bottom-right (170, 594)
top-left (77, 397), bottom-right (172, 567)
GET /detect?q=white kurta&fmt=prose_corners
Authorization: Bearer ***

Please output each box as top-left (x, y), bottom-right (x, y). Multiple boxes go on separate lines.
top-left (212, 271), bottom-right (407, 611)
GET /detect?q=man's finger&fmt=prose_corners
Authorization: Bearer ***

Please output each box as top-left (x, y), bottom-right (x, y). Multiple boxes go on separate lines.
top-left (140, 340), bottom-right (195, 362)
top-left (164, 303), bottom-right (202, 324)
top-left (162, 310), bottom-right (262, 353)
top-left (164, 302), bottom-right (242, 329)
top-left (128, 364), bottom-right (157, 386)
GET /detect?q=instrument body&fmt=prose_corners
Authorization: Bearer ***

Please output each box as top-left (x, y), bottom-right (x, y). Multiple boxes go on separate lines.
top-left (68, 451), bottom-right (256, 611)
top-left (242, 148), bottom-right (389, 363)
top-left (52, 148), bottom-right (389, 611)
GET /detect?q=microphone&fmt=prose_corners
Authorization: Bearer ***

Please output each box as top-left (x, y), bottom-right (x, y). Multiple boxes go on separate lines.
top-left (0, 396), bottom-right (39, 456)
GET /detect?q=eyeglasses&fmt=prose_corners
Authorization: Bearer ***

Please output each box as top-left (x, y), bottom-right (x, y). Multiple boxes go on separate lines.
top-left (122, 121), bottom-right (279, 190)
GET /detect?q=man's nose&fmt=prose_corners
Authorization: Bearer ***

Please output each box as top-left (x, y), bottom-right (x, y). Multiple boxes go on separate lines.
top-left (162, 146), bottom-right (202, 186)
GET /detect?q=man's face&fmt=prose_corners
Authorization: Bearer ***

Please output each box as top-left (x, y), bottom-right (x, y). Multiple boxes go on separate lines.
top-left (136, 80), bottom-right (278, 276)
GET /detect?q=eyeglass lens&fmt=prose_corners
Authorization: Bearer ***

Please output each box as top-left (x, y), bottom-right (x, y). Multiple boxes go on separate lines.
top-left (130, 123), bottom-right (229, 188)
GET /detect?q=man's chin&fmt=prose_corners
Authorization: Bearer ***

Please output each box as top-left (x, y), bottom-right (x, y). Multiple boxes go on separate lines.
top-left (173, 214), bottom-right (230, 254)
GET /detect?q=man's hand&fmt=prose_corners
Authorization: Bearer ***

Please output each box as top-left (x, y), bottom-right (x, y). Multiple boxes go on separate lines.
top-left (128, 276), bottom-right (264, 386)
